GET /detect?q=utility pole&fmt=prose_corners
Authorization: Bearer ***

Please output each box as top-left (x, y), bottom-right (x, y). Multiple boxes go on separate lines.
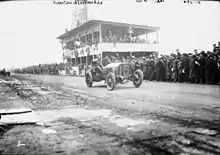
top-left (128, 25), bottom-right (134, 57)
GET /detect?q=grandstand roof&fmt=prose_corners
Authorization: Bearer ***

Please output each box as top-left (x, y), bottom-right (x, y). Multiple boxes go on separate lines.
top-left (57, 19), bottom-right (160, 40)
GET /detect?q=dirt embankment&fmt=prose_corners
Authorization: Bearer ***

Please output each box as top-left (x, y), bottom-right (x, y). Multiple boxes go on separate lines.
top-left (0, 76), bottom-right (220, 155)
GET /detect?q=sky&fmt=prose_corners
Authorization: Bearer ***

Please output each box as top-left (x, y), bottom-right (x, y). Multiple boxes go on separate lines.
top-left (0, 0), bottom-right (220, 69)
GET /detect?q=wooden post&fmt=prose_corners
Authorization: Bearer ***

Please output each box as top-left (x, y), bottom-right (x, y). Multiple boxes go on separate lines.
top-left (63, 51), bottom-right (65, 64)
top-left (146, 34), bottom-right (148, 43)
top-left (128, 25), bottom-right (133, 57)
top-left (99, 24), bottom-right (102, 62)
top-left (100, 24), bottom-right (102, 43)
top-left (100, 52), bottom-right (103, 63)
top-left (85, 35), bottom-right (87, 45)
top-left (92, 30), bottom-right (94, 44)
top-left (156, 31), bottom-right (159, 44)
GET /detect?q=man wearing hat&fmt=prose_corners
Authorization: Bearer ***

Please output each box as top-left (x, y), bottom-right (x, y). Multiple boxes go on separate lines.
top-left (176, 49), bottom-right (181, 58)
top-left (103, 55), bottom-right (111, 66)
top-left (91, 55), bottom-right (103, 73)
top-left (213, 44), bottom-right (218, 53)
top-left (194, 49), bottom-right (198, 55)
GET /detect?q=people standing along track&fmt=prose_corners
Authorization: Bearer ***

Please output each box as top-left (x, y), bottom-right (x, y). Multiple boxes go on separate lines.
top-left (13, 42), bottom-right (220, 85)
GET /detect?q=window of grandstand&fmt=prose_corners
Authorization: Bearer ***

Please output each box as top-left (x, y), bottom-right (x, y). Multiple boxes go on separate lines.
top-left (93, 31), bottom-right (100, 44)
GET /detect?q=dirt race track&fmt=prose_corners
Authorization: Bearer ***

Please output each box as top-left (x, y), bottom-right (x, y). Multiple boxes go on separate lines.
top-left (0, 74), bottom-right (220, 155)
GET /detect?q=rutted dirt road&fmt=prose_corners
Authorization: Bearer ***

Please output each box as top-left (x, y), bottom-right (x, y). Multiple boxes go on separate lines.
top-left (0, 74), bottom-right (220, 155)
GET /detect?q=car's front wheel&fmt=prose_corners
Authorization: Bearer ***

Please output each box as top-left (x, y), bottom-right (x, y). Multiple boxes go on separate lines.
top-left (133, 69), bottom-right (143, 88)
top-left (106, 73), bottom-right (116, 91)
top-left (85, 71), bottom-right (93, 87)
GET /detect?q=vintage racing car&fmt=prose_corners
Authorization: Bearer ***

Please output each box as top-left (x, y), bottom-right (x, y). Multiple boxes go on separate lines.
top-left (85, 61), bottom-right (143, 91)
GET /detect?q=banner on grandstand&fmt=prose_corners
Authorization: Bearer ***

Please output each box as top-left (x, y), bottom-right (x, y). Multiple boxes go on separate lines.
top-left (86, 47), bottom-right (90, 56)
top-left (77, 45), bottom-right (100, 57)
top-left (64, 49), bottom-right (72, 59)
top-left (80, 48), bottom-right (85, 55)
top-left (74, 49), bottom-right (79, 58)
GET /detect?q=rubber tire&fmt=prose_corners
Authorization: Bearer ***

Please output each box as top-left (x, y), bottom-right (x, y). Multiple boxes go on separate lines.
top-left (133, 69), bottom-right (143, 88)
top-left (106, 72), bottom-right (116, 91)
top-left (85, 71), bottom-right (93, 87)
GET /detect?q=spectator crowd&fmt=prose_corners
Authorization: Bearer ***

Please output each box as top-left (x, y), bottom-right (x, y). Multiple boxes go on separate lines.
top-left (13, 63), bottom-right (65, 75)
top-left (102, 33), bottom-right (150, 44)
top-left (13, 43), bottom-right (220, 85)
top-left (140, 48), bottom-right (220, 85)
top-left (0, 68), bottom-right (10, 76)
top-left (102, 43), bottom-right (220, 85)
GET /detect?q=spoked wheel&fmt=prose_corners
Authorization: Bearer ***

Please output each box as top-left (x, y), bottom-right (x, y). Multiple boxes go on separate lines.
top-left (133, 69), bottom-right (143, 88)
top-left (106, 73), bottom-right (116, 91)
top-left (85, 71), bottom-right (93, 87)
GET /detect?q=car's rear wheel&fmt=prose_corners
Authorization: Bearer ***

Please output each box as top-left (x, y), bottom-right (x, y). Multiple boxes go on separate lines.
top-left (133, 69), bottom-right (143, 88)
top-left (106, 73), bottom-right (116, 91)
top-left (85, 71), bottom-right (93, 87)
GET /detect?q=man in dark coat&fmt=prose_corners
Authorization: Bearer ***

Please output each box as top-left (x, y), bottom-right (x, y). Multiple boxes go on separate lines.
top-left (142, 58), bottom-right (148, 80)
top-left (208, 54), bottom-right (218, 85)
top-left (149, 57), bottom-right (156, 81)
top-left (217, 55), bottom-right (220, 85)
top-left (198, 52), bottom-right (206, 84)
top-left (213, 54), bottom-right (219, 85)
top-left (155, 57), bottom-right (165, 81)
top-left (177, 56), bottom-right (184, 82)
top-left (173, 56), bottom-right (180, 82)
top-left (182, 53), bottom-right (190, 82)
top-left (194, 53), bottom-right (201, 84)
top-left (189, 54), bottom-right (196, 83)
top-left (205, 53), bottom-right (211, 84)
top-left (165, 57), bottom-right (172, 82)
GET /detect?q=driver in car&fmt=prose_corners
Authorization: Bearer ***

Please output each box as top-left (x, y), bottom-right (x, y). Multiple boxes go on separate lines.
top-left (103, 55), bottom-right (111, 66)
top-left (91, 56), bottom-right (103, 73)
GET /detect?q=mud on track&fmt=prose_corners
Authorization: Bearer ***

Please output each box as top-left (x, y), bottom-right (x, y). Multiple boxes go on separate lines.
top-left (0, 75), bottom-right (220, 155)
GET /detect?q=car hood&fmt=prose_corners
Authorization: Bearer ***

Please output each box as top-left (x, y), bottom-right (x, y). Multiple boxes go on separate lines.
top-left (104, 62), bottom-right (131, 69)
